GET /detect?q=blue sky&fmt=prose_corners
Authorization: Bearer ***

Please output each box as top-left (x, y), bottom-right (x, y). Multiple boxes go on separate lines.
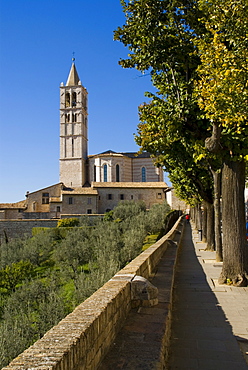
top-left (0, 0), bottom-right (167, 203)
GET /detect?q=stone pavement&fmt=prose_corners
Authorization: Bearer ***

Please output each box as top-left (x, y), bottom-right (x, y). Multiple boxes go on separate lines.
top-left (99, 221), bottom-right (248, 369)
top-left (168, 222), bottom-right (248, 369)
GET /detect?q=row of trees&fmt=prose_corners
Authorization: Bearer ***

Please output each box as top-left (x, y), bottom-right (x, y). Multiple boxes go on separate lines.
top-left (114, 0), bottom-right (248, 285)
top-left (0, 201), bottom-right (171, 367)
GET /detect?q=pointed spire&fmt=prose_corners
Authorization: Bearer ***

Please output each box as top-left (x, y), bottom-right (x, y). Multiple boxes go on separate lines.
top-left (66, 61), bottom-right (80, 86)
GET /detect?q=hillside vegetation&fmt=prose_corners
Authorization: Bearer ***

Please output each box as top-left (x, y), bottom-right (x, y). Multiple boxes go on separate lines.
top-left (0, 201), bottom-right (171, 367)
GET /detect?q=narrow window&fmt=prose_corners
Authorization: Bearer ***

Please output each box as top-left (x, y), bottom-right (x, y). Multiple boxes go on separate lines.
top-left (104, 164), bottom-right (107, 182)
top-left (107, 194), bottom-right (112, 200)
top-left (65, 93), bottom-right (70, 107)
top-left (120, 194), bottom-right (124, 200)
top-left (116, 164), bottom-right (120, 182)
top-left (72, 92), bottom-right (77, 107)
top-left (142, 167), bottom-right (146, 182)
top-left (72, 138), bottom-right (74, 157)
top-left (94, 165), bottom-right (97, 181)
top-left (131, 195), bottom-right (134, 200)
top-left (57, 206), bottom-right (61, 212)
top-left (69, 197), bottom-right (73, 205)
top-left (64, 137), bottom-right (67, 157)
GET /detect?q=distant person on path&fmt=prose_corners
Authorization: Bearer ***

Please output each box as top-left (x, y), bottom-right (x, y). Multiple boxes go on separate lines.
top-left (185, 214), bottom-right (190, 223)
top-left (246, 219), bottom-right (248, 241)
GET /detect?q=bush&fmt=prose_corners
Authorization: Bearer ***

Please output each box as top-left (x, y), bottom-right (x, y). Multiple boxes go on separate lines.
top-left (57, 218), bottom-right (80, 228)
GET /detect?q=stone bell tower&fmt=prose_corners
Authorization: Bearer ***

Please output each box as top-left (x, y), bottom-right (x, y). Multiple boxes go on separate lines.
top-left (59, 60), bottom-right (88, 187)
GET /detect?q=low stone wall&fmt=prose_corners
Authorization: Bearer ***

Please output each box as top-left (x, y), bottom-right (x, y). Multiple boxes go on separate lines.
top-left (0, 220), bottom-right (58, 241)
top-left (3, 216), bottom-right (184, 370)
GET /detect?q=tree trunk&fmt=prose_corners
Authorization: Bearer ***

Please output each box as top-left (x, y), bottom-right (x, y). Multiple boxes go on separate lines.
top-left (219, 159), bottom-right (248, 286)
top-left (202, 204), bottom-right (207, 243)
top-left (212, 168), bottom-right (223, 262)
top-left (203, 201), bottom-right (215, 251)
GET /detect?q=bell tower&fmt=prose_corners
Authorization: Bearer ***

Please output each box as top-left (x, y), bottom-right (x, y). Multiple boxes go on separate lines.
top-left (59, 60), bottom-right (88, 187)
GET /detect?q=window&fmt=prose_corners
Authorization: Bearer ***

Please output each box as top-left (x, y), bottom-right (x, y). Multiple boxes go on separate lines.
top-left (94, 165), bottom-right (96, 181)
top-left (120, 194), bottom-right (124, 200)
top-left (157, 193), bottom-right (162, 199)
top-left (116, 164), bottom-right (120, 182)
top-left (57, 206), bottom-right (61, 212)
top-left (72, 92), bottom-right (77, 107)
top-left (87, 209), bottom-right (92, 214)
top-left (142, 167), bottom-right (146, 182)
top-left (72, 113), bottom-right (76, 123)
top-left (103, 164), bottom-right (107, 182)
top-left (107, 194), bottom-right (112, 200)
top-left (87, 198), bottom-right (92, 205)
top-left (65, 93), bottom-right (70, 107)
top-left (68, 197), bottom-right (73, 205)
top-left (72, 138), bottom-right (74, 157)
top-left (131, 195), bottom-right (134, 200)
top-left (42, 193), bottom-right (49, 204)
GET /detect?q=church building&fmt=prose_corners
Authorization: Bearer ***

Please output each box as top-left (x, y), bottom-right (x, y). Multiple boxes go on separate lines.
top-left (0, 62), bottom-right (172, 220)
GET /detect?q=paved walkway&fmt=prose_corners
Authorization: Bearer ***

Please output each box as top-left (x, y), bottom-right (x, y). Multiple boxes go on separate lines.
top-left (100, 221), bottom-right (248, 369)
top-left (168, 222), bottom-right (248, 369)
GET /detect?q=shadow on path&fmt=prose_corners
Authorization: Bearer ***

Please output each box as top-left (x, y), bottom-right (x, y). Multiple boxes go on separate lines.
top-left (167, 223), bottom-right (248, 369)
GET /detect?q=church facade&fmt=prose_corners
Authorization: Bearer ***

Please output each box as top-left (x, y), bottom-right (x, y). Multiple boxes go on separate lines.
top-left (0, 62), bottom-right (172, 220)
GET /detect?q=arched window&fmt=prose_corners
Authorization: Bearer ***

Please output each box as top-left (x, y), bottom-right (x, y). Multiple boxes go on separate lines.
top-left (103, 164), bottom-right (107, 182)
top-left (65, 93), bottom-right (70, 107)
top-left (116, 164), bottom-right (120, 182)
top-left (142, 167), bottom-right (146, 182)
top-left (72, 92), bottom-right (77, 107)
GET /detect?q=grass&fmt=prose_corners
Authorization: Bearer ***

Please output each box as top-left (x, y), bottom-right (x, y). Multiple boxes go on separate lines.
top-left (142, 234), bottom-right (160, 250)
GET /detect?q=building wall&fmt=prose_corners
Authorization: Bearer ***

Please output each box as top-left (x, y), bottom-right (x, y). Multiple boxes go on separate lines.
top-left (166, 189), bottom-right (187, 211)
top-left (25, 184), bottom-right (62, 212)
top-left (96, 186), bottom-right (166, 213)
top-left (88, 155), bottom-right (162, 183)
top-left (132, 158), bottom-right (163, 182)
top-left (0, 209), bottom-right (24, 220)
top-left (61, 194), bottom-right (98, 214)
top-left (0, 219), bottom-right (58, 241)
top-left (60, 158), bottom-right (86, 187)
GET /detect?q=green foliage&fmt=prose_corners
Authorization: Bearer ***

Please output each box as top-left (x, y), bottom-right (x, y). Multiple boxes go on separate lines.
top-left (112, 200), bottom-right (146, 221)
top-left (57, 218), bottom-right (80, 228)
top-left (0, 261), bottom-right (35, 291)
top-left (0, 200), bottom-right (172, 367)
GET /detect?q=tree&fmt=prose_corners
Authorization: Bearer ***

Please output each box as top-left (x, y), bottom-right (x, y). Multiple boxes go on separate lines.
top-left (115, 0), bottom-right (216, 250)
top-left (115, 0), bottom-right (248, 283)
top-left (194, 0), bottom-right (248, 284)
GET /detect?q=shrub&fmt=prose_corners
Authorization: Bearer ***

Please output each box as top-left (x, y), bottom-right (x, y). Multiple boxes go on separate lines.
top-left (57, 218), bottom-right (80, 228)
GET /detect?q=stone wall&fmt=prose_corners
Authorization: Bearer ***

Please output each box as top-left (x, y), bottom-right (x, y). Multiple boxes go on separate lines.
top-left (0, 220), bottom-right (58, 241)
top-left (3, 216), bottom-right (184, 370)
